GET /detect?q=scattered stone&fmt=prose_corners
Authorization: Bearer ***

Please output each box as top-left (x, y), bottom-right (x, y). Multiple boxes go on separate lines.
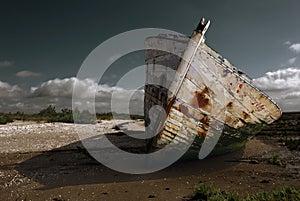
top-left (260, 179), bottom-right (270, 184)
top-left (148, 195), bottom-right (156, 198)
top-left (53, 198), bottom-right (64, 201)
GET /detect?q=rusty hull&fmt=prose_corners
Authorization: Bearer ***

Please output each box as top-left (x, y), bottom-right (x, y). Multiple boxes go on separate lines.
top-left (144, 19), bottom-right (281, 157)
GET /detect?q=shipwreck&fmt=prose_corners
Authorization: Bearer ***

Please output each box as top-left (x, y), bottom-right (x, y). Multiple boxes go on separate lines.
top-left (144, 18), bottom-right (282, 158)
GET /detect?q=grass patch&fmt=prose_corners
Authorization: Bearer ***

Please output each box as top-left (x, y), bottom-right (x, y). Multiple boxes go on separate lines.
top-left (0, 114), bottom-right (13, 125)
top-left (190, 182), bottom-right (300, 201)
top-left (268, 154), bottom-right (285, 167)
top-left (191, 182), bottom-right (240, 200)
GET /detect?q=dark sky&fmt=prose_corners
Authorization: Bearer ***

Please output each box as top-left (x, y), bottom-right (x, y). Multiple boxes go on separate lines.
top-left (1, 0), bottom-right (300, 85)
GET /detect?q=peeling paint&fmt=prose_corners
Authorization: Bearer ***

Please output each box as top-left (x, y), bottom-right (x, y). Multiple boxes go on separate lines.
top-left (144, 18), bottom-right (282, 157)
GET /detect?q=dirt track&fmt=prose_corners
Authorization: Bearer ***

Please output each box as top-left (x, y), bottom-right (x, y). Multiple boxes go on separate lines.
top-left (0, 119), bottom-right (299, 201)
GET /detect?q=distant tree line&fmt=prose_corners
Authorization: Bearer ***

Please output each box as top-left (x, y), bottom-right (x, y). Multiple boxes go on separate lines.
top-left (0, 105), bottom-right (144, 125)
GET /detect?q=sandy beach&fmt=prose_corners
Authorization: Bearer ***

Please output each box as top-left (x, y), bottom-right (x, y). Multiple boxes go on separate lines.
top-left (0, 115), bottom-right (299, 201)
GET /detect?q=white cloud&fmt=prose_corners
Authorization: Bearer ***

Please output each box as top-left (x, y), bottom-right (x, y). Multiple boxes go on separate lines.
top-left (16, 70), bottom-right (42, 78)
top-left (253, 67), bottom-right (300, 112)
top-left (0, 60), bottom-right (14, 68)
top-left (281, 91), bottom-right (300, 99)
top-left (30, 77), bottom-right (144, 114)
top-left (288, 57), bottom-right (297, 65)
top-left (0, 77), bottom-right (144, 114)
top-left (284, 41), bottom-right (291, 45)
top-left (15, 102), bottom-right (25, 108)
top-left (30, 77), bottom-right (79, 98)
top-left (289, 43), bottom-right (300, 53)
top-left (0, 80), bottom-right (23, 98)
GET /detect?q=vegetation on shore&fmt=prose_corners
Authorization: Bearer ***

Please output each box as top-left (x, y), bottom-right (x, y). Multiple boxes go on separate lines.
top-left (268, 154), bottom-right (285, 167)
top-left (0, 105), bottom-right (143, 124)
top-left (190, 182), bottom-right (300, 201)
top-left (0, 113), bottom-right (13, 125)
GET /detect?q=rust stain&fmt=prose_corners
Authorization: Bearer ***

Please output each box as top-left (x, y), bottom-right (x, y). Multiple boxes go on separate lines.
top-left (197, 127), bottom-right (206, 136)
top-left (227, 102), bottom-right (233, 109)
top-left (236, 89), bottom-right (240, 93)
top-left (242, 111), bottom-right (250, 120)
top-left (165, 96), bottom-right (176, 115)
top-left (239, 84), bottom-right (243, 89)
top-left (173, 105), bottom-right (180, 111)
top-left (190, 87), bottom-right (211, 109)
top-left (200, 115), bottom-right (210, 125)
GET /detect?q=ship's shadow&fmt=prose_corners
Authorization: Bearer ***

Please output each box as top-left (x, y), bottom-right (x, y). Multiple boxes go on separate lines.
top-left (16, 130), bottom-right (244, 189)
